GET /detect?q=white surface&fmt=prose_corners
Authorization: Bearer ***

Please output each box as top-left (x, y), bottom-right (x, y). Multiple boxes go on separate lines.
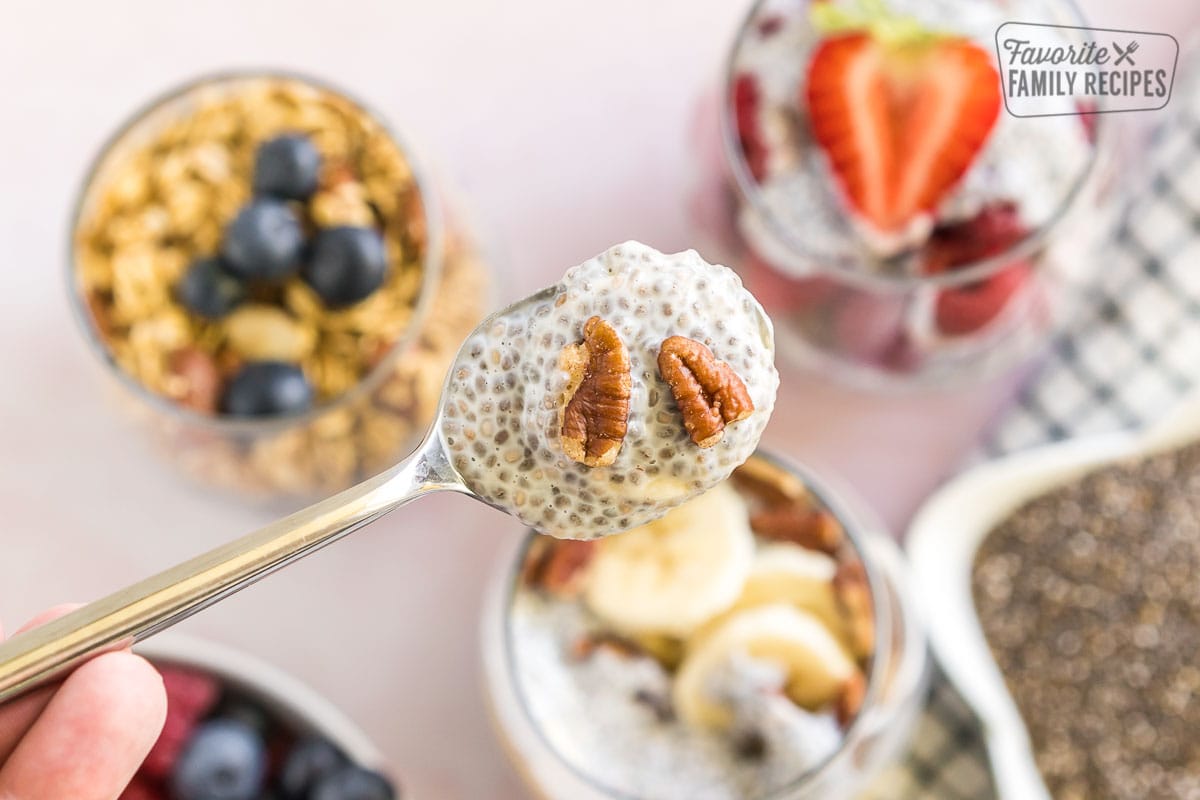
top-left (0, 2), bottom-right (1197, 799)
top-left (906, 391), bottom-right (1200, 800)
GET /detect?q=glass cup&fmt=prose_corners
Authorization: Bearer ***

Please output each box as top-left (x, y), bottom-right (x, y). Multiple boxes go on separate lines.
top-left (481, 452), bottom-right (928, 799)
top-left (691, 0), bottom-right (1109, 390)
top-left (68, 72), bottom-right (491, 500)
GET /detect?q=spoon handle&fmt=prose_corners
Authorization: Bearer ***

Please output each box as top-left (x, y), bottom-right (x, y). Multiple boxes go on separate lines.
top-left (0, 432), bottom-right (464, 704)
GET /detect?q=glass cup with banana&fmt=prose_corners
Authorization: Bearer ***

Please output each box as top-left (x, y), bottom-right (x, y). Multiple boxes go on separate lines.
top-left (482, 453), bottom-right (928, 800)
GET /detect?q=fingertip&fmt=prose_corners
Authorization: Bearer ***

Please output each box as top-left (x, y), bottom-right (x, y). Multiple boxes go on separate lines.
top-left (0, 651), bottom-right (168, 799)
top-left (71, 650), bottom-right (168, 749)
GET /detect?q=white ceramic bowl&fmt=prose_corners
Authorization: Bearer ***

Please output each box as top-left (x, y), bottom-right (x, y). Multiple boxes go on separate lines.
top-left (905, 394), bottom-right (1200, 800)
top-left (136, 634), bottom-right (387, 773)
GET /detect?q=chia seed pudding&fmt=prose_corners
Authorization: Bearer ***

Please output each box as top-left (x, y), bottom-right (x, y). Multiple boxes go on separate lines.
top-left (440, 241), bottom-right (779, 540)
top-left (704, 0), bottom-right (1102, 386)
top-left (973, 442), bottom-right (1200, 800)
top-left (504, 460), bottom-right (876, 799)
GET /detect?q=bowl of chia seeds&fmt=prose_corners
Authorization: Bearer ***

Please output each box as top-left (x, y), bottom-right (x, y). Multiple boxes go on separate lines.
top-left (907, 392), bottom-right (1200, 800)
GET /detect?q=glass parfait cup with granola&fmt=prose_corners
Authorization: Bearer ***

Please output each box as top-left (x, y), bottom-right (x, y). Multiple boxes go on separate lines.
top-left (694, 0), bottom-right (1104, 389)
top-left (482, 452), bottom-right (927, 800)
top-left (70, 73), bottom-right (490, 499)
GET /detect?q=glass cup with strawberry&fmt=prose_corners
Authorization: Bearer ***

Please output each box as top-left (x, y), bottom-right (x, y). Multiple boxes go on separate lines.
top-left (695, 0), bottom-right (1104, 388)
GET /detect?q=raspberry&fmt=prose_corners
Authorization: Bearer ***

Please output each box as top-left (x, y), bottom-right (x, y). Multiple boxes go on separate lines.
top-left (924, 202), bottom-right (1026, 274)
top-left (756, 15), bottom-right (785, 37)
top-left (733, 74), bottom-right (769, 181)
top-left (1076, 100), bottom-right (1098, 144)
top-left (934, 264), bottom-right (1030, 336)
top-left (925, 204), bottom-right (1032, 336)
top-left (119, 775), bottom-right (167, 800)
top-left (140, 666), bottom-right (220, 780)
top-left (161, 666), bottom-right (220, 720)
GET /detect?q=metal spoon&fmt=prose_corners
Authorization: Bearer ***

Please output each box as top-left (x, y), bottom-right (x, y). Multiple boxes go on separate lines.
top-left (0, 290), bottom-right (555, 704)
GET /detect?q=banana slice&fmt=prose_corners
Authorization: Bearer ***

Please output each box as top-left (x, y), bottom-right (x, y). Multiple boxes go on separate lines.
top-left (740, 543), bottom-right (843, 632)
top-left (691, 542), bottom-right (843, 650)
top-left (583, 483), bottom-right (754, 638)
top-left (674, 603), bottom-right (857, 730)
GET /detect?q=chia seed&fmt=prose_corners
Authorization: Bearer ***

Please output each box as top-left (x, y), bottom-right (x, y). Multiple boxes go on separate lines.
top-left (972, 443), bottom-right (1200, 800)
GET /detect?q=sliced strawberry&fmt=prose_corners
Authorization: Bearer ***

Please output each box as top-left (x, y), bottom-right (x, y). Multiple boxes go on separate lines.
top-left (934, 264), bottom-right (1030, 336)
top-left (733, 73), bottom-right (769, 181)
top-left (140, 666), bottom-right (220, 779)
top-left (924, 202), bottom-right (1026, 273)
top-left (806, 35), bottom-right (894, 228)
top-left (805, 33), bottom-right (1001, 232)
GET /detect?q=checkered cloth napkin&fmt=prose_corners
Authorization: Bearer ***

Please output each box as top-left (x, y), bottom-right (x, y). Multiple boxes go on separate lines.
top-left (860, 52), bottom-right (1200, 800)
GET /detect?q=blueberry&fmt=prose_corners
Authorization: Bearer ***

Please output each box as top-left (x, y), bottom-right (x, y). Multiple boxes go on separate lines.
top-left (221, 362), bottom-right (314, 417)
top-left (277, 737), bottom-right (347, 799)
top-left (210, 695), bottom-right (273, 739)
top-left (309, 765), bottom-right (396, 800)
top-left (176, 257), bottom-right (247, 319)
top-left (254, 134), bottom-right (322, 201)
top-left (302, 226), bottom-right (388, 308)
top-left (222, 198), bottom-right (305, 281)
top-left (171, 718), bottom-right (267, 800)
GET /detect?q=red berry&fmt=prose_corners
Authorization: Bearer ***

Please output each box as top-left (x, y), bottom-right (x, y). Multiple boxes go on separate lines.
top-left (1076, 100), bottom-right (1098, 144)
top-left (733, 74), bottom-right (769, 181)
top-left (756, 15), bottom-right (785, 37)
top-left (934, 264), bottom-right (1030, 335)
top-left (142, 710), bottom-right (197, 779)
top-left (161, 666), bottom-right (220, 720)
top-left (879, 332), bottom-right (924, 373)
top-left (924, 202), bottom-right (1026, 274)
top-left (120, 775), bottom-right (167, 800)
top-left (140, 666), bottom-right (220, 780)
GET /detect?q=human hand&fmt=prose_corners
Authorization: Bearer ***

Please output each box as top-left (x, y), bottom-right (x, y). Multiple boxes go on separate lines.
top-left (0, 605), bottom-right (167, 800)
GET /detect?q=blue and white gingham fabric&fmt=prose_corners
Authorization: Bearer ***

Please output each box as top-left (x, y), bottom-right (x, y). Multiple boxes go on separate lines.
top-left (863, 49), bottom-right (1200, 800)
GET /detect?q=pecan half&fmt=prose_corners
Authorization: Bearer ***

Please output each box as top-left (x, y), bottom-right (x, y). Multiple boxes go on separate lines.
top-left (166, 346), bottom-right (222, 414)
top-left (835, 671), bottom-right (867, 728)
top-left (570, 632), bottom-right (644, 661)
top-left (834, 560), bottom-right (875, 660)
top-left (520, 538), bottom-right (597, 597)
top-left (732, 458), bottom-right (809, 506)
top-left (560, 316), bottom-right (632, 467)
top-left (657, 336), bottom-right (755, 447)
top-left (750, 507), bottom-right (845, 554)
